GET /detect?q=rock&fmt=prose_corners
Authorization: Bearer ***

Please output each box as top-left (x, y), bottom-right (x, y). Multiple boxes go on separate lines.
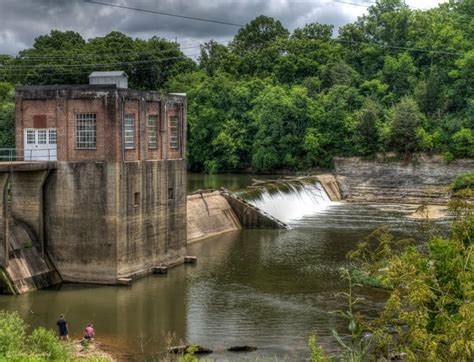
top-left (227, 345), bottom-right (258, 352)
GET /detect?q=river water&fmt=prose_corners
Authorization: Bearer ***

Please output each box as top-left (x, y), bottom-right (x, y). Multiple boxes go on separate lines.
top-left (0, 174), bottom-right (448, 360)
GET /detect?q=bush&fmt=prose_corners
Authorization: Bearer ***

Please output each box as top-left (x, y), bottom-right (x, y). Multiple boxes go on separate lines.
top-left (452, 172), bottom-right (474, 191)
top-left (0, 311), bottom-right (26, 358)
top-left (452, 128), bottom-right (474, 157)
top-left (29, 327), bottom-right (69, 360)
top-left (0, 311), bottom-right (72, 360)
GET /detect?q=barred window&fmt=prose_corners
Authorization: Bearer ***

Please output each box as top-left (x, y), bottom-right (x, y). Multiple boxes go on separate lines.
top-left (48, 129), bottom-right (57, 144)
top-left (124, 113), bottom-right (135, 149)
top-left (148, 115), bottom-right (158, 149)
top-left (75, 113), bottom-right (96, 149)
top-left (37, 130), bottom-right (47, 144)
top-left (169, 116), bottom-right (179, 149)
top-left (26, 130), bottom-right (35, 144)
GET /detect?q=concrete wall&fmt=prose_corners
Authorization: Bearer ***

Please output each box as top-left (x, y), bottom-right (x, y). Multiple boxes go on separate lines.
top-left (187, 191), bottom-right (241, 243)
top-left (44, 160), bottom-right (187, 284)
top-left (116, 160), bottom-right (187, 278)
top-left (221, 190), bottom-right (289, 229)
top-left (334, 156), bottom-right (474, 204)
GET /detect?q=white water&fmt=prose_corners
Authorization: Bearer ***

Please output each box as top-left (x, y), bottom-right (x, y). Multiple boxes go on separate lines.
top-left (242, 181), bottom-right (333, 223)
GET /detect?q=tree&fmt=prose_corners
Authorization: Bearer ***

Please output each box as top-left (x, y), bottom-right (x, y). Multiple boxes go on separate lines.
top-left (291, 23), bottom-right (333, 41)
top-left (230, 15), bottom-right (289, 55)
top-left (356, 98), bottom-right (381, 155)
top-left (390, 97), bottom-right (424, 156)
top-left (382, 52), bottom-right (417, 98)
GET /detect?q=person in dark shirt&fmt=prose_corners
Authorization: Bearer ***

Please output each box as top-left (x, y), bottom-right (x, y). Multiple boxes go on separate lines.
top-left (56, 314), bottom-right (69, 340)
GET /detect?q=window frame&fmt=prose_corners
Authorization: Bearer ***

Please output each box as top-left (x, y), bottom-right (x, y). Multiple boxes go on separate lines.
top-left (124, 113), bottom-right (135, 149)
top-left (169, 115), bottom-right (179, 150)
top-left (75, 113), bottom-right (97, 150)
top-left (148, 115), bottom-right (158, 149)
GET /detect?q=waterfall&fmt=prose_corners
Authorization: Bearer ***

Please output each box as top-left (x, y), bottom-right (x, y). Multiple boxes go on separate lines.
top-left (238, 178), bottom-right (333, 223)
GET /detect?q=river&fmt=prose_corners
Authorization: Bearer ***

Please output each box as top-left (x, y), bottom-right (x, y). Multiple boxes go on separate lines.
top-left (0, 173), bottom-right (448, 360)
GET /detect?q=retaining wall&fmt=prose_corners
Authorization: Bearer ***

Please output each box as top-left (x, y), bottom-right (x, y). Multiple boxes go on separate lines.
top-left (334, 155), bottom-right (474, 204)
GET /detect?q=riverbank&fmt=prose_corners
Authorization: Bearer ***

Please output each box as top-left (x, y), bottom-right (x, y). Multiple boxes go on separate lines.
top-left (72, 340), bottom-right (116, 361)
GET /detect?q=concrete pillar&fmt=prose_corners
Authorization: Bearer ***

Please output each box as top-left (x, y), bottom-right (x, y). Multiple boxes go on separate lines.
top-left (10, 170), bottom-right (50, 256)
top-left (0, 173), bottom-right (10, 267)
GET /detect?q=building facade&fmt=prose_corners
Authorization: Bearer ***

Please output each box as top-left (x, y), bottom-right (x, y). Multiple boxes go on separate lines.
top-left (12, 83), bottom-right (188, 284)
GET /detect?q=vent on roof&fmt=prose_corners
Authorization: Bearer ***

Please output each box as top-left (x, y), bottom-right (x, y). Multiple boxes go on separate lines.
top-left (89, 71), bottom-right (128, 89)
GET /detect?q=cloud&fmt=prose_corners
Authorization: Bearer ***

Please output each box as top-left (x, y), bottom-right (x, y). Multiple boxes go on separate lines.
top-left (0, 0), bottom-right (445, 56)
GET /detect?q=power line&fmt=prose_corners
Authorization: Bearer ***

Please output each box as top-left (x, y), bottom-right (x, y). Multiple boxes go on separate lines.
top-left (335, 39), bottom-right (465, 56)
top-left (11, 40), bottom-right (231, 61)
top-left (83, 0), bottom-right (244, 27)
top-left (0, 55), bottom-right (196, 71)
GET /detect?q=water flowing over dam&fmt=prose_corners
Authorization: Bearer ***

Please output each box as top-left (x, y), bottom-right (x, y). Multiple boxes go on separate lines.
top-left (239, 177), bottom-right (335, 223)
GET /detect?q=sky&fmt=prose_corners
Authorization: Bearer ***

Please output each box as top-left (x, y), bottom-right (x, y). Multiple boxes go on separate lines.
top-left (0, 0), bottom-right (445, 57)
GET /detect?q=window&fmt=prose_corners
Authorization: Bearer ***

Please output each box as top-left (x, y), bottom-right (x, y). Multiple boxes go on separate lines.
top-left (134, 192), bottom-right (140, 207)
top-left (37, 130), bottom-right (47, 144)
top-left (26, 130), bottom-right (35, 144)
top-left (168, 187), bottom-right (174, 200)
top-left (169, 116), bottom-right (179, 149)
top-left (75, 113), bottom-right (96, 149)
top-left (48, 129), bottom-right (57, 144)
top-left (124, 113), bottom-right (135, 149)
top-left (148, 116), bottom-right (158, 149)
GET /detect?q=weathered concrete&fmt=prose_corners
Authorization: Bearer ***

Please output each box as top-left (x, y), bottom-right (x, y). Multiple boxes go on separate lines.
top-left (221, 189), bottom-right (289, 229)
top-left (3, 246), bottom-right (61, 294)
top-left (0, 161), bottom-right (57, 172)
top-left (10, 170), bottom-right (50, 253)
top-left (335, 155), bottom-right (474, 204)
top-left (0, 168), bottom-right (62, 294)
top-left (0, 173), bottom-right (10, 267)
top-left (314, 174), bottom-right (342, 201)
top-left (45, 160), bottom-right (187, 284)
top-left (187, 190), bottom-right (241, 243)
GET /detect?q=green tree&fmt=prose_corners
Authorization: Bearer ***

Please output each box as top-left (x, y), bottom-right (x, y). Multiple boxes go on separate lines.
top-left (390, 97), bottom-right (424, 156)
top-left (452, 128), bottom-right (474, 157)
top-left (356, 98), bottom-right (381, 155)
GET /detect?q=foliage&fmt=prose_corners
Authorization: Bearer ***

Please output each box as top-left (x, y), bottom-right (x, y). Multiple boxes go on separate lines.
top-left (390, 97), bottom-right (424, 156)
top-left (309, 269), bottom-right (374, 361)
top-left (0, 0), bottom-right (473, 170)
top-left (311, 183), bottom-right (473, 361)
top-left (452, 172), bottom-right (474, 192)
top-left (179, 344), bottom-right (199, 362)
top-left (0, 311), bottom-right (71, 360)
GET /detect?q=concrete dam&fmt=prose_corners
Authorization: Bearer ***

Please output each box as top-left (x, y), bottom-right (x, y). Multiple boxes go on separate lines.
top-left (0, 167), bottom-right (338, 294)
top-left (1, 154), bottom-right (470, 295)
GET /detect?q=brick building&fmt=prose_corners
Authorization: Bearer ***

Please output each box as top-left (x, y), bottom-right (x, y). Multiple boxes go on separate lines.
top-left (15, 84), bottom-right (185, 162)
top-left (3, 74), bottom-right (189, 286)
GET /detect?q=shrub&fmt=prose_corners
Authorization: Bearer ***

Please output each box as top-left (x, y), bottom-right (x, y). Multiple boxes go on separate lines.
top-left (29, 327), bottom-right (69, 360)
top-left (452, 172), bottom-right (474, 191)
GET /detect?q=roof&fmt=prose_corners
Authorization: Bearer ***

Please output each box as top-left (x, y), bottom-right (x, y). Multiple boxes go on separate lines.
top-left (89, 71), bottom-right (128, 78)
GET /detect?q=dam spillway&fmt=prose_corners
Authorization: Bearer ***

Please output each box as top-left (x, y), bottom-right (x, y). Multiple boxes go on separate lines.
top-left (238, 177), bottom-right (336, 223)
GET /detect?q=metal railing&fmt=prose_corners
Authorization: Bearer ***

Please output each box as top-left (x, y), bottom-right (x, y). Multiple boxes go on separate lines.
top-left (0, 148), bottom-right (57, 162)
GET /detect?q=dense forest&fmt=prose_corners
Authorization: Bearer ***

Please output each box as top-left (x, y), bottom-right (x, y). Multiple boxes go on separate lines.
top-left (0, 0), bottom-right (472, 172)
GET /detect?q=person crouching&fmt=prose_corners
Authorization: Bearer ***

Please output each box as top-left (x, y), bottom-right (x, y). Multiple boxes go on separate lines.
top-left (84, 323), bottom-right (95, 341)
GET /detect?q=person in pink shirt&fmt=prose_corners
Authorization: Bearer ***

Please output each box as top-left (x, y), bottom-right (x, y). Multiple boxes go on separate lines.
top-left (84, 323), bottom-right (95, 340)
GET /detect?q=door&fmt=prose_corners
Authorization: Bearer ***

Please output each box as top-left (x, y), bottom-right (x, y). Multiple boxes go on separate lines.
top-left (24, 128), bottom-right (57, 161)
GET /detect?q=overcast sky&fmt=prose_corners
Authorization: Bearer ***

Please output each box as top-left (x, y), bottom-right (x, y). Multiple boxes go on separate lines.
top-left (0, 0), bottom-right (445, 57)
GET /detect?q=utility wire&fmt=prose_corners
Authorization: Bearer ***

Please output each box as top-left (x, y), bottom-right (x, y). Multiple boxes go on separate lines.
top-left (83, 0), bottom-right (244, 27)
top-left (0, 55), bottom-right (197, 71)
top-left (10, 41), bottom-right (231, 61)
